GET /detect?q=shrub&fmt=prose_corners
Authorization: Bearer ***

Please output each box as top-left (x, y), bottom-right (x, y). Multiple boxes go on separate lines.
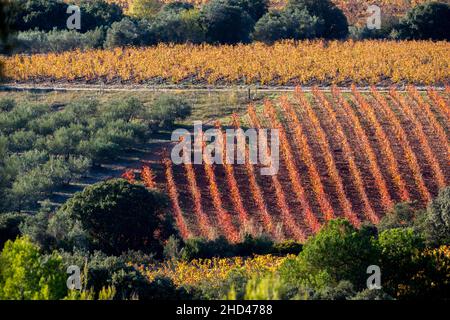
top-left (11, 0), bottom-right (67, 32)
top-left (253, 8), bottom-right (320, 43)
top-left (160, 1), bottom-right (194, 14)
top-left (271, 240), bottom-right (303, 256)
top-left (0, 236), bottom-right (67, 300)
top-left (129, 0), bottom-right (163, 19)
top-left (79, 0), bottom-right (123, 32)
top-left (377, 202), bottom-right (422, 232)
top-left (104, 18), bottom-right (142, 48)
top-left (20, 201), bottom-right (57, 251)
top-left (398, 245), bottom-right (450, 299)
top-left (377, 228), bottom-right (425, 297)
top-left (243, 274), bottom-right (283, 300)
top-left (149, 8), bottom-right (205, 44)
top-left (200, 0), bottom-right (255, 44)
top-left (112, 271), bottom-right (188, 300)
top-left (50, 179), bottom-right (171, 255)
top-left (8, 130), bottom-right (37, 152)
top-left (351, 288), bottom-right (394, 300)
top-left (148, 94), bottom-right (192, 130)
top-left (285, 219), bottom-right (379, 290)
top-left (0, 98), bottom-right (15, 112)
top-left (392, 2), bottom-right (450, 40)
top-left (313, 280), bottom-right (355, 300)
top-left (287, 0), bottom-right (348, 39)
top-left (0, 212), bottom-right (27, 249)
top-left (12, 28), bottom-right (106, 54)
top-left (423, 187), bottom-right (450, 247)
top-left (229, 0), bottom-right (269, 22)
top-left (60, 249), bottom-right (156, 296)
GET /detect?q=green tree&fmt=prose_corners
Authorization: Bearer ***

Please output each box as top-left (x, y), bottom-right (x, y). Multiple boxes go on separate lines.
top-left (423, 187), bottom-right (450, 247)
top-left (50, 179), bottom-right (170, 255)
top-left (149, 8), bottom-right (205, 44)
top-left (200, 0), bottom-right (255, 44)
top-left (12, 0), bottom-right (67, 32)
top-left (287, 0), bottom-right (348, 39)
top-left (130, 0), bottom-right (163, 19)
top-left (0, 212), bottom-right (27, 249)
top-left (104, 18), bottom-right (142, 48)
top-left (392, 2), bottom-right (450, 40)
top-left (253, 7), bottom-right (320, 43)
top-left (229, 0), bottom-right (269, 22)
top-left (377, 202), bottom-right (422, 232)
top-left (79, 0), bottom-right (123, 32)
top-left (148, 94), bottom-right (192, 130)
top-left (377, 227), bottom-right (425, 297)
top-left (288, 219), bottom-right (379, 290)
top-left (0, 236), bottom-right (67, 299)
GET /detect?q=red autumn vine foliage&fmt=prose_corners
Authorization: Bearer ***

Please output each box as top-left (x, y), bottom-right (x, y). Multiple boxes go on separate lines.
top-left (121, 169), bottom-right (136, 183)
top-left (141, 165), bottom-right (157, 189)
top-left (119, 87), bottom-right (448, 241)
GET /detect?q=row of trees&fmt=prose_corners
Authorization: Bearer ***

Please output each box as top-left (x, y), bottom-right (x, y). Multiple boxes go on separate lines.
top-left (0, 95), bottom-right (191, 213)
top-left (5, 0), bottom-right (449, 54)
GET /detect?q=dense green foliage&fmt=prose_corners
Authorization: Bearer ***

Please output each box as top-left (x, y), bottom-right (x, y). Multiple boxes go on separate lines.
top-left (0, 237), bottom-right (67, 299)
top-left (5, 0), bottom-right (448, 53)
top-left (1, 186), bottom-right (449, 300)
top-left (50, 179), bottom-right (171, 255)
top-left (392, 2), bottom-right (450, 40)
top-left (0, 96), bottom-right (191, 213)
top-left (254, 0), bottom-right (348, 43)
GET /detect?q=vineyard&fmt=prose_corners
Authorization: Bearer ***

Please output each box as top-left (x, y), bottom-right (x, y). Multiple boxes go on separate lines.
top-left (124, 86), bottom-right (450, 243)
top-left (3, 41), bottom-right (449, 86)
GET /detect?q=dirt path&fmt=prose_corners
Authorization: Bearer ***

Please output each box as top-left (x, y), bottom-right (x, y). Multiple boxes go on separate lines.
top-left (0, 83), bottom-right (447, 93)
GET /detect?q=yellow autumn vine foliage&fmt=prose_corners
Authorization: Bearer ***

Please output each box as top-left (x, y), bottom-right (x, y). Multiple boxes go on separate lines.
top-left (2, 41), bottom-right (449, 86)
top-left (140, 255), bottom-right (291, 287)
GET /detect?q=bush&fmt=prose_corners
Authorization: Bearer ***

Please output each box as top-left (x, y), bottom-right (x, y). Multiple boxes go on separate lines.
top-left (11, 0), bottom-right (67, 32)
top-left (12, 28), bottom-right (106, 54)
top-left (149, 8), bottom-right (205, 44)
top-left (129, 0), bottom-right (163, 19)
top-left (200, 0), bottom-right (255, 44)
top-left (377, 202), bottom-right (422, 232)
top-left (0, 236), bottom-right (67, 299)
top-left (79, 0), bottom-right (123, 32)
top-left (60, 249), bottom-right (156, 296)
top-left (160, 1), bottom-right (194, 14)
top-left (20, 201), bottom-right (57, 251)
top-left (313, 280), bottom-right (355, 300)
top-left (351, 288), bottom-right (394, 300)
top-left (112, 271), bottom-right (188, 300)
top-left (423, 187), bottom-right (450, 247)
top-left (286, 0), bottom-right (348, 39)
top-left (283, 219), bottom-right (379, 290)
top-left (377, 228), bottom-right (425, 297)
top-left (392, 2), bottom-right (450, 40)
top-left (50, 179), bottom-right (171, 255)
top-left (0, 212), bottom-right (27, 249)
top-left (253, 8), bottom-right (320, 43)
top-left (229, 0), bottom-right (269, 22)
top-left (0, 98), bottom-right (15, 112)
top-left (104, 18), bottom-right (143, 48)
top-left (148, 94), bottom-right (192, 130)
